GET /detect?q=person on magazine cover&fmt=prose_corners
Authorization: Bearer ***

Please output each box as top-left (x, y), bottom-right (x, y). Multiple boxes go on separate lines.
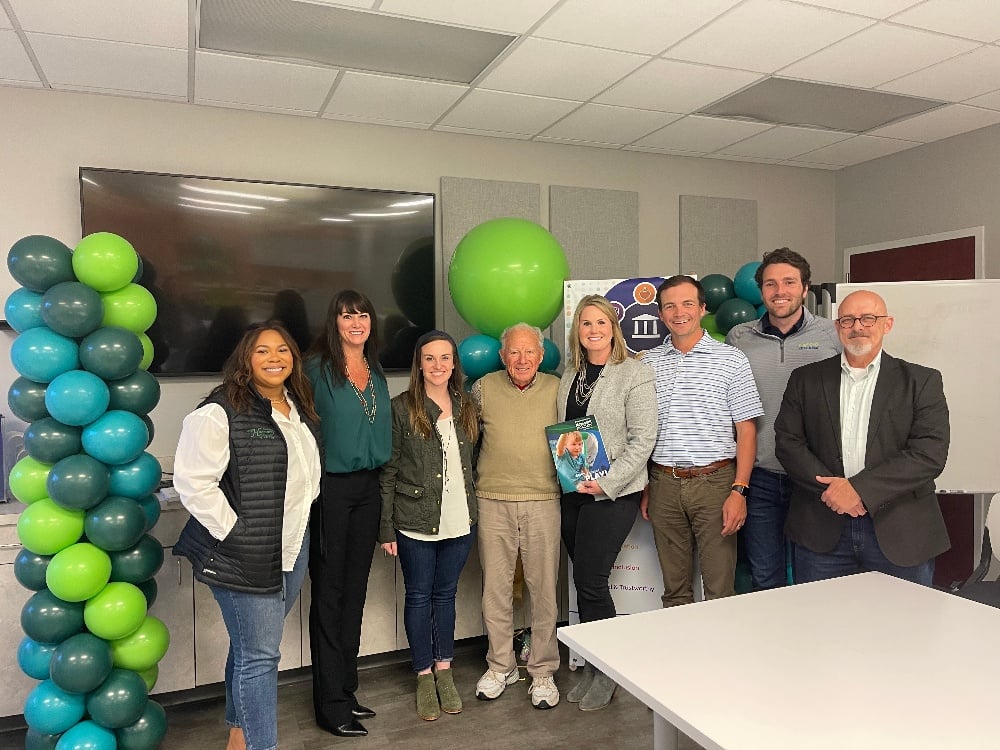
top-left (554, 430), bottom-right (592, 490)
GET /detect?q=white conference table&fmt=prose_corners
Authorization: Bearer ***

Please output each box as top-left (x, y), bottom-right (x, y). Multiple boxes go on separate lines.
top-left (558, 572), bottom-right (1000, 750)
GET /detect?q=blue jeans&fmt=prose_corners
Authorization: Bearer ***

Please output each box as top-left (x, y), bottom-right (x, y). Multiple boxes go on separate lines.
top-left (745, 467), bottom-right (793, 590)
top-left (395, 529), bottom-right (475, 673)
top-left (211, 529), bottom-right (310, 750)
top-left (794, 515), bottom-right (934, 586)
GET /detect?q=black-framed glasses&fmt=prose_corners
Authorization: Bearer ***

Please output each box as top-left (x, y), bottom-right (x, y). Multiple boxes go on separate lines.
top-left (836, 314), bottom-right (889, 329)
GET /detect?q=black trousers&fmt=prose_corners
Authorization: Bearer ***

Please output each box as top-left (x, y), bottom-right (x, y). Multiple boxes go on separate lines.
top-left (308, 469), bottom-right (381, 727)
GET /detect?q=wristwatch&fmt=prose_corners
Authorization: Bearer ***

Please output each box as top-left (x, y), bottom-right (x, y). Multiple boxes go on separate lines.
top-left (730, 484), bottom-right (749, 497)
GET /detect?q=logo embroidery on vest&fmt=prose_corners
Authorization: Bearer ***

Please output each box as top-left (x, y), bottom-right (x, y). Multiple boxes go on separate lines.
top-left (248, 427), bottom-right (277, 439)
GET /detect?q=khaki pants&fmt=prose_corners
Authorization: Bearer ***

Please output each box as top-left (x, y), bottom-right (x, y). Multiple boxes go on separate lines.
top-left (478, 497), bottom-right (561, 677)
top-left (647, 463), bottom-right (737, 607)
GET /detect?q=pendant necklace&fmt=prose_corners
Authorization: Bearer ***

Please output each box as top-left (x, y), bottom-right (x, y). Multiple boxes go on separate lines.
top-left (574, 362), bottom-right (604, 406)
top-left (347, 358), bottom-right (377, 424)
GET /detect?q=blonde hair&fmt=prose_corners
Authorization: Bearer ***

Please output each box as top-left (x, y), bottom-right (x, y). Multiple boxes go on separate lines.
top-left (555, 431), bottom-right (583, 457)
top-left (567, 295), bottom-right (629, 371)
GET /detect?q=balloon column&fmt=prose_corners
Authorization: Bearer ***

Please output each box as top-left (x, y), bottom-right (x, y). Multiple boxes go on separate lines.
top-left (700, 261), bottom-right (764, 341)
top-left (6, 233), bottom-right (169, 749)
top-left (448, 218), bottom-right (569, 383)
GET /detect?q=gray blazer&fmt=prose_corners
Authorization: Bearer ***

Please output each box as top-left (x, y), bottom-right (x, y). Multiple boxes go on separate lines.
top-left (557, 356), bottom-right (657, 499)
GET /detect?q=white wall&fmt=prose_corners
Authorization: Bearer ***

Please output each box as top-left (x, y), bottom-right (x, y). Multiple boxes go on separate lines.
top-left (1, 86), bottom-right (836, 459)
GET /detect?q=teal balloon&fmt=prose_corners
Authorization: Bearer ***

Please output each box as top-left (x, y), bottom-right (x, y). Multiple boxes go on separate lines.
top-left (116, 699), bottom-right (167, 750)
top-left (72, 232), bottom-right (139, 293)
top-left (757, 303), bottom-right (767, 317)
top-left (80, 326), bottom-right (144, 381)
top-left (14, 547), bottom-right (53, 591)
top-left (135, 494), bottom-right (161, 532)
top-left (108, 535), bottom-right (164, 584)
top-left (86, 668), bottom-right (148, 729)
top-left (24, 680), bottom-right (87, 735)
top-left (715, 297), bottom-right (759, 334)
top-left (11, 326), bottom-right (80, 383)
top-left (21, 589), bottom-right (85, 647)
top-left (9, 376), bottom-right (50, 422)
top-left (55, 720), bottom-right (117, 750)
top-left (541, 338), bottom-right (561, 373)
top-left (107, 369), bottom-right (160, 415)
top-left (26, 729), bottom-right (61, 750)
top-left (108, 453), bottom-right (162, 498)
top-left (41, 282), bottom-right (104, 338)
top-left (47, 454), bottom-right (111, 511)
top-left (457, 334), bottom-right (502, 380)
top-left (733, 261), bottom-right (763, 305)
top-left (7, 235), bottom-right (74, 292)
top-left (448, 218), bottom-right (569, 338)
top-left (24, 417), bottom-right (83, 464)
top-left (5, 287), bottom-right (46, 332)
top-left (701, 273), bottom-right (735, 314)
top-left (86, 495), bottom-right (148, 552)
top-left (50, 633), bottom-right (114, 695)
top-left (46, 542), bottom-right (112, 602)
top-left (45, 370), bottom-right (110, 426)
top-left (17, 498), bottom-right (85, 555)
top-left (84, 582), bottom-right (148, 641)
top-left (82, 410), bottom-right (149, 466)
top-left (18, 636), bottom-right (58, 680)
top-left (100, 284), bottom-right (157, 334)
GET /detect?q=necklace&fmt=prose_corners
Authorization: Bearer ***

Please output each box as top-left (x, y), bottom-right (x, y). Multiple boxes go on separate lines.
top-left (346, 358), bottom-right (377, 424)
top-left (270, 395), bottom-right (287, 405)
top-left (574, 362), bottom-right (605, 406)
top-left (438, 418), bottom-right (453, 484)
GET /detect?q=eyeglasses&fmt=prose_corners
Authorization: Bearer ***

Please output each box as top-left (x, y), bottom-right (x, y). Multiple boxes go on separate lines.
top-left (836, 314), bottom-right (889, 329)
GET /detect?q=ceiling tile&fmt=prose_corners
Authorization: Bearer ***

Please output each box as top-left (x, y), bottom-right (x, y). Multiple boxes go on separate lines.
top-left (324, 71), bottom-right (467, 125)
top-left (720, 124), bottom-right (853, 159)
top-left (892, 0), bottom-right (1000, 44)
top-left (195, 52), bottom-right (338, 113)
top-left (534, 135), bottom-right (625, 150)
top-left (780, 159), bottom-right (843, 170)
top-left (780, 24), bottom-right (977, 89)
top-left (533, 0), bottom-right (740, 55)
top-left (195, 99), bottom-right (320, 118)
top-left (1, 8), bottom-right (11, 29)
top-left (596, 59), bottom-right (761, 113)
top-left (377, 0), bottom-right (559, 33)
top-left (635, 115), bottom-right (774, 152)
top-left (476, 37), bottom-right (648, 100)
top-left (663, 0), bottom-right (872, 73)
top-left (295, 0), bottom-right (376, 8)
top-left (792, 134), bottom-right (921, 165)
top-left (539, 103), bottom-right (679, 144)
top-left (701, 153), bottom-right (783, 164)
top-left (1, 28), bottom-right (39, 83)
top-left (434, 124), bottom-right (533, 140)
top-left (9, 0), bottom-right (188, 48)
top-left (964, 89), bottom-right (1000, 110)
top-left (869, 103), bottom-right (1000, 141)
top-left (27, 33), bottom-right (187, 97)
top-left (790, 0), bottom-right (923, 18)
top-left (439, 88), bottom-right (579, 136)
top-left (878, 45), bottom-right (1000, 102)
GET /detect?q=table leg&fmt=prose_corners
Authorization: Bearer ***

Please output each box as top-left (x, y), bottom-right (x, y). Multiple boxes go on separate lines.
top-left (654, 713), bottom-right (679, 750)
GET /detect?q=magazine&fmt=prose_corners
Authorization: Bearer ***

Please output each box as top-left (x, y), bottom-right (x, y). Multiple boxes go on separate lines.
top-left (545, 416), bottom-right (611, 496)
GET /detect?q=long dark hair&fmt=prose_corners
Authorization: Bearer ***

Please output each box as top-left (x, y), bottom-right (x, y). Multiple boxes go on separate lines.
top-left (308, 289), bottom-right (384, 387)
top-left (404, 330), bottom-right (479, 443)
top-left (214, 320), bottom-right (319, 421)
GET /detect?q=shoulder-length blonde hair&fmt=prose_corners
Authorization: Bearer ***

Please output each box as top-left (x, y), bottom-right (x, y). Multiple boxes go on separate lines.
top-left (567, 295), bottom-right (629, 371)
top-left (404, 330), bottom-right (479, 443)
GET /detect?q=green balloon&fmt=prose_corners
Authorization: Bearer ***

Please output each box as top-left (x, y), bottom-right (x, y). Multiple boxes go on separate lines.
top-left (17, 498), bottom-right (84, 555)
top-left (715, 297), bottom-right (759, 334)
top-left (86, 668), bottom-right (148, 728)
top-left (7, 234), bottom-right (75, 292)
top-left (701, 273), bottom-right (735, 314)
top-left (137, 332), bottom-right (154, 370)
top-left (8, 376), bottom-right (50, 422)
top-left (116, 699), bottom-right (167, 750)
top-left (21, 589), bottom-right (85, 644)
top-left (24, 416), bottom-right (83, 464)
top-left (107, 369), bottom-right (161, 415)
top-left (47, 453), bottom-right (111, 512)
top-left (46, 542), bottom-right (112, 602)
top-left (701, 313), bottom-right (720, 335)
top-left (110, 615), bottom-right (170, 672)
top-left (84, 581), bottom-right (148, 640)
top-left (41, 281), bottom-right (104, 338)
top-left (50, 632), bottom-right (114, 694)
top-left (448, 218), bottom-right (569, 338)
top-left (101, 284), bottom-right (157, 333)
top-left (72, 232), bottom-right (139, 293)
top-left (108, 534), bottom-right (164, 584)
top-left (80, 326), bottom-right (144, 381)
top-left (8, 455), bottom-right (53, 505)
top-left (85, 495), bottom-right (147, 552)
top-left (14, 547), bottom-right (52, 591)
top-left (136, 664), bottom-right (158, 692)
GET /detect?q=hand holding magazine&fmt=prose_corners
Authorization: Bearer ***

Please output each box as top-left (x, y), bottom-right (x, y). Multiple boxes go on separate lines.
top-left (546, 416), bottom-right (612, 498)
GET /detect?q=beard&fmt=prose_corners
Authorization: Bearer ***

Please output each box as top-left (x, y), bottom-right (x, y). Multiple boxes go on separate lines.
top-left (843, 334), bottom-right (873, 359)
top-left (765, 298), bottom-right (803, 320)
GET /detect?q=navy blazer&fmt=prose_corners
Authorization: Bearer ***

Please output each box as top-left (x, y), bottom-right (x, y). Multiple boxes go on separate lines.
top-left (774, 352), bottom-right (950, 567)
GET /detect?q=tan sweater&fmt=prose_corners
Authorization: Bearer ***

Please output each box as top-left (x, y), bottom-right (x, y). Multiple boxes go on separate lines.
top-left (473, 370), bottom-right (560, 501)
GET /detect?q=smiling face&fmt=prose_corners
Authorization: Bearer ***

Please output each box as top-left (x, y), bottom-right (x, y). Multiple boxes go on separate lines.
top-left (578, 305), bottom-right (614, 363)
top-left (336, 307), bottom-right (371, 351)
top-left (837, 290), bottom-right (893, 367)
top-left (566, 433), bottom-right (583, 458)
top-left (501, 329), bottom-right (543, 387)
top-left (658, 280), bottom-right (706, 346)
top-left (761, 262), bottom-right (807, 325)
top-left (419, 338), bottom-right (455, 389)
top-left (250, 329), bottom-right (293, 397)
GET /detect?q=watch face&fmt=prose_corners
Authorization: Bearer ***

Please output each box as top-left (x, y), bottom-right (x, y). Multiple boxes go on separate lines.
top-left (732, 485), bottom-right (748, 496)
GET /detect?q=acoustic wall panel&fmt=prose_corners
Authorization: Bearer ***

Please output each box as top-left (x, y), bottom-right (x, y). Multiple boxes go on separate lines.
top-left (679, 195), bottom-right (758, 277)
top-left (549, 185), bottom-right (639, 282)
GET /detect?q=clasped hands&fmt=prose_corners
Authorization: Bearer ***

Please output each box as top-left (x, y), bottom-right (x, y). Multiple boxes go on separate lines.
top-left (816, 476), bottom-right (866, 517)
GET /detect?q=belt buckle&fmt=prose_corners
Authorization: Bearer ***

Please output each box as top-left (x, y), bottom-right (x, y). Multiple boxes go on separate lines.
top-left (671, 465), bottom-right (681, 479)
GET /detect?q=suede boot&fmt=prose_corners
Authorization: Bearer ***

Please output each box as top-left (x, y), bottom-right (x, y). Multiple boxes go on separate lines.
top-left (416, 672), bottom-right (441, 721)
top-left (435, 668), bottom-right (463, 714)
top-left (579, 669), bottom-right (617, 711)
top-left (566, 663), bottom-right (595, 704)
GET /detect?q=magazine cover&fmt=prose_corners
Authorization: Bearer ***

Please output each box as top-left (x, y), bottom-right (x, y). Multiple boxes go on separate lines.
top-left (545, 416), bottom-right (611, 495)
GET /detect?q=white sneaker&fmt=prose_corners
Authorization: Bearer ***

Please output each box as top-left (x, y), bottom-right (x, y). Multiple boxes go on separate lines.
top-left (529, 675), bottom-right (560, 709)
top-left (475, 667), bottom-right (519, 700)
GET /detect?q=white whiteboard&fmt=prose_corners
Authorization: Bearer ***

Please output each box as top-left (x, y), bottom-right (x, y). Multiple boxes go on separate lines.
top-left (838, 280), bottom-right (1000, 494)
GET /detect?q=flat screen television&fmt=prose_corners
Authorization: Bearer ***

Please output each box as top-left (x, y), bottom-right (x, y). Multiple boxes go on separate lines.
top-left (80, 167), bottom-right (435, 375)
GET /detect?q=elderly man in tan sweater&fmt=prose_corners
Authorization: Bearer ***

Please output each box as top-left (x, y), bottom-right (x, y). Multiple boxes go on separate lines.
top-left (472, 323), bottom-right (562, 710)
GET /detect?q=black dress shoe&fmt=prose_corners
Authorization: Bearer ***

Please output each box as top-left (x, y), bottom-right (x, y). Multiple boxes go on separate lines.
top-left (331, 719), bottom-right (368, 737)
top-left (352, 704), bottom-right (377, 719)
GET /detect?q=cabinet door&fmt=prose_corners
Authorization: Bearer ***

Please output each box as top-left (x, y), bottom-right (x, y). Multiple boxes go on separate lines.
top-left (0, 555), bottom-right (37, 718)
top-left (151, 554), bottom-right (195, 694)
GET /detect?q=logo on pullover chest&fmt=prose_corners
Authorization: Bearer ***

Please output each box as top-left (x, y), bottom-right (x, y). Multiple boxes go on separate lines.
top-left (797, 342), bottom-right (822, 350)
top-left (248, 427), bottom-right (278, 440)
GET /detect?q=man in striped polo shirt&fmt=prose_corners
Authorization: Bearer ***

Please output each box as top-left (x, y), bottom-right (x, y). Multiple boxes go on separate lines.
top-left (640, 275), bottom-right (763, 606)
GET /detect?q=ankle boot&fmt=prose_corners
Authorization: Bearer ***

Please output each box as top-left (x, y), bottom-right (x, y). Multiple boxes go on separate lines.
top-left (435, 668), bottom-right (463, 714)
top-left (416, 672), bottom-right (441, 721)
top-left (579, 669), bottom-right (617, 711)
top-left (566, 663), bottom-right (595, 703)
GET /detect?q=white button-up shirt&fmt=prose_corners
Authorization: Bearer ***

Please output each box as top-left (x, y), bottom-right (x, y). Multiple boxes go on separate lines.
top-left (839, 351), bottom-right (882, 479)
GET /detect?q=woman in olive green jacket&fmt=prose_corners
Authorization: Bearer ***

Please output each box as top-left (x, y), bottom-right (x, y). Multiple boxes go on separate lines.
top-left (379, 330), bottom-right (479, 722)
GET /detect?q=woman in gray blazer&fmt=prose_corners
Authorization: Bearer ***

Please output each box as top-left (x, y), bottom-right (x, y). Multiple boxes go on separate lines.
top-left (557, 294), bottom-right (657, 712)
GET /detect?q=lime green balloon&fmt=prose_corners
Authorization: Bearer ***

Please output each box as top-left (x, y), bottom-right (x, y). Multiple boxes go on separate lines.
top-left (448, 218), bottom-right (569, 339)
top-left (9, 455), bottom-right (53, 504)
top-left (72, 233), bottom-right (139, 292)
top-left (110, 615), bottom-right (169, 671)
top-left (84, 581), bottom-right (148, 640)
top-left (17, 498), bottom-right (84, 555)
top-left (46, 543), bottom-right (112, 602)
top-left (137, 332), bottom-right (154, 370)
top-left (710, 332), bottom-right (726, 342)
top-left (136, 664), bottom-right (158, 692)
top-left (701, 313), bottom-right (720, 336)
top-left (101, 284), bottom-right (157, 333)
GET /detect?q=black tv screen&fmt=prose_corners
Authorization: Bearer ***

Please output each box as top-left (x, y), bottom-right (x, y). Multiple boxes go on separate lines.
top-left (80, 167), bottom-right (435, 375)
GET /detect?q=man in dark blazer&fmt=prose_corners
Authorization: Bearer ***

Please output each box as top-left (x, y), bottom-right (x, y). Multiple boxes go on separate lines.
top-left (774, 290), bottom-right (950, 585)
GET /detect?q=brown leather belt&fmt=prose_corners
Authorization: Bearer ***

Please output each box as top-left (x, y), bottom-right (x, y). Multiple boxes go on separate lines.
top-left (650, 458), bottom-right (734, 479)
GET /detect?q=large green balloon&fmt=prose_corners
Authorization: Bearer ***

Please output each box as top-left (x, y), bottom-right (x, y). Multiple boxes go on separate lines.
top-left (17, 498), bottom-right (85, 555)
top-left (50, 633), bottom-right (114, 695)
top-left (107, 369), bottom-right (161, 415)
top-left (47, 453), bottom-right (111, 511)
top-left (9, 376), bottom-right (50, 422)
top-left (80, 326), bottom-right (144, 381)
top-left (86, 668), bottom-right (148, 728)
top-left (85, 495), bottom-right (147, 552)
top-left (84, 581), bottom-right (147, 640)
top-left (108, 534), bottom-right (164, 584)
top-left (7, 235), bottom-right (75, 292)
top-left (24, 416), bottom-right (84, 464)
top-left (46, 542), bottom-right (112, 602)
top-left (73, 232), bottom-right (140, 292)
top-left (701, 273), bottom-right (735, 314)
top-left (21, 589), bottom-right (85, 644)
top-left (41, 281), bottom-right (104, 338)
top-left (116, 699), bottom-right (167, 750)
top-left (448, 218), bottom-right (569, 339)
top-left (110, 615), bottom-right (170, 672)
top-left (14, 547), bottom-right (53, 591)
top-left (100, 284), bottom-right (157, 333)
top-left (8, 455), bottom-right (53, 505)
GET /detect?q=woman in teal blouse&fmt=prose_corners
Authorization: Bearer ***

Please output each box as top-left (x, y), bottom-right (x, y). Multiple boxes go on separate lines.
top-left (305, 289), bottom-right (391, 738)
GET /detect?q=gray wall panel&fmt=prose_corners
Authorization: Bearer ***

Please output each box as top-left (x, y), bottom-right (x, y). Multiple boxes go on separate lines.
top-left (549, 185), bottom-right (640, 281)
top-left (679, 195), bottom-right (758, 277)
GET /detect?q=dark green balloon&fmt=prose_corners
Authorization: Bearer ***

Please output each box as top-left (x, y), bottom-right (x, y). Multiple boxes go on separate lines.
top-left (86, 668), bottom-right (148, 729)
top-left (8, 376), bottom-right (50, 422)
top-left (85, 495), bottom-right (147, 552)
top-left (25, 728), bottom-right (61, 750)
top-left (21, 589), bottom-right (85, 644)
top-left (14, 547), bottom-right (53, 591)
top-left (24, 417), bottom-right (83, 464)
top-left (106, 370), bottom-right (160, 416)
top-left (47, 453), bottom-right (111, 511)
top-left (41, 281), bottom-right (104, 338)
top-left (108, 535), bottom-right (164, 584)
top-left (7, 235), bottom-right (75, 292)
top-left (50, 633), bottom-right (113, 694)
top-left (141, 414), bottom-right (155, 447)
top-left (701, 273), bottom-right (736, 314)
top-left (136, 577), bottom-right (158, 609)
top-left (715, 297), bottom-right (759, 334)
top-left (115, 698), bottom-right (167, 750)
top-left (79, 326), bottom-right (143, 381)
